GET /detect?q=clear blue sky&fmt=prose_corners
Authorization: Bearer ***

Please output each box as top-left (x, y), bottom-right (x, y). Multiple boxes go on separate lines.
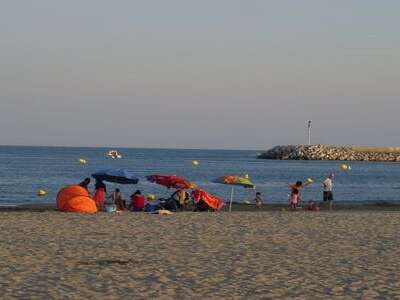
top-left (1, 0), bottom-right (399, 149)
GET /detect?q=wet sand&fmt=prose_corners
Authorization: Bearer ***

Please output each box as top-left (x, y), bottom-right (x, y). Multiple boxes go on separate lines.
top-left (1, 210), bottom-right (399, 299)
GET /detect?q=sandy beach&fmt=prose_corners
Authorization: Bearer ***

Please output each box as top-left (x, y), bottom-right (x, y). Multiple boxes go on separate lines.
top-left (0, 210), bottom-right (399, 299)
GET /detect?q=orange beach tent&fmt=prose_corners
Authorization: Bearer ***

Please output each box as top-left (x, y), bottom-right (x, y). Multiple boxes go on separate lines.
top-left (56, 185), bottom-right (97, 213)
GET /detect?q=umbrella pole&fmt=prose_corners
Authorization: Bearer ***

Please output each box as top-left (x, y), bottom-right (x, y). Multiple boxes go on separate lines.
top-left (229, 186), bottom-right (234, 212)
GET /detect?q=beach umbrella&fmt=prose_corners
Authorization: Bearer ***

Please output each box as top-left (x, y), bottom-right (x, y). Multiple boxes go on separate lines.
top-left (191, 189), bottom-right (224, 210)
top-left (213, 175), bottom-right (255, 212)
top-left (146, 174), bottom-right (196, 189)
top-left (92, 169), bottom-right (139, 184)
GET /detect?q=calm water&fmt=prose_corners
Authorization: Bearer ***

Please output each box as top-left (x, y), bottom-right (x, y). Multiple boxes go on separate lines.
top-left (1, 146), bottom-right (400, 205)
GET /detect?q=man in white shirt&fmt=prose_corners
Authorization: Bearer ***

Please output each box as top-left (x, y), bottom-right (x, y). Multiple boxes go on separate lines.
top-left (323, 173), bottom-right (334, 210)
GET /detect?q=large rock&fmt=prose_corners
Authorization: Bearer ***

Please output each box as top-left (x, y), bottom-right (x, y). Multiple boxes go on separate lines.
top-left (257, 145), bottom-right (400, 162)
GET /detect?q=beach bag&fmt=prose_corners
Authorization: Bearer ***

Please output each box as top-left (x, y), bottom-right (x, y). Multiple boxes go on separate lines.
top-left (160, 198), bottom-right (178, 211)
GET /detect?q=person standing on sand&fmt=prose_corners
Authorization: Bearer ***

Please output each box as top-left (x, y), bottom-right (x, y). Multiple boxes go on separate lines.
top-left (322, 174), bottom-right (334, 210)
top-left (289, 189), bottom-right (300, 210)
top-left (288, 181), bottom-right (304, 205)
top-left (93, 179), bottom-right (107, 211)
top-left (288, 180), bottom-right (313, 209)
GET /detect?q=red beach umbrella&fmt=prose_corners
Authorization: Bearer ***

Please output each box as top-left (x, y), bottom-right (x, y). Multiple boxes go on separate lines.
top-left (146, 175), bottom-right (197, 190)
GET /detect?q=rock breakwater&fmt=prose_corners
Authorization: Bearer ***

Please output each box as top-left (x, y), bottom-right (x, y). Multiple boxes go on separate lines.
top-left (258, 145), bottom-right (400, 161)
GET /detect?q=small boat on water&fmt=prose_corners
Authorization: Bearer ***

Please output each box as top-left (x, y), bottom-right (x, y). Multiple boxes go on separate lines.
top-left (37, 189), bottom-right (48, 197)
top-left (107, 150), bottom-right (122, 159)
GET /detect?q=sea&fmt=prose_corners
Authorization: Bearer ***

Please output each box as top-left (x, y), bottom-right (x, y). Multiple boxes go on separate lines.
top-left (1, 146), bottom-right (400, 206)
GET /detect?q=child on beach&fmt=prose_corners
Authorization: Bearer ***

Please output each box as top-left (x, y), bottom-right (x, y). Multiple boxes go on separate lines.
top-left (254, 192), bottom-right (263, 209)
top-left (289, 189), bottom-right (300, 209)
top-left (305, 200), bottom-right (320, 212)
top-left (288, 180), bottom-right (312, 209)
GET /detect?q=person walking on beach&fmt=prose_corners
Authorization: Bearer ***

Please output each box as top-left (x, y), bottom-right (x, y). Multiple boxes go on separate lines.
top-left (323, 174), bottom-right (334, 210)
top-left (254, 192), bottom-right (263, 209)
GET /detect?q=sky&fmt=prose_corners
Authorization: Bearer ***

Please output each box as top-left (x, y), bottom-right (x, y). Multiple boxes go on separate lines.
top-left (1, 0), bottom-right (399, 150)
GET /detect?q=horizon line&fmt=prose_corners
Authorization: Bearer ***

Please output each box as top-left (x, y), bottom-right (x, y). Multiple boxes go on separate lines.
top-left (0, 144), bottom-right (264, 152)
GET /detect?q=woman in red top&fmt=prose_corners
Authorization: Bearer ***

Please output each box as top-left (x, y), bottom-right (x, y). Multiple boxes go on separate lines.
top-left (129, 190), bottom-right (146, 212)
top-left (93, 179), bottom-right (107, 211)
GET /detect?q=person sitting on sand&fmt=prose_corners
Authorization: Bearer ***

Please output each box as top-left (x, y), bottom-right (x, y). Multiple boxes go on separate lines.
top-left (103, 190), bottom-right (117, 213)
top-left (93, 179), bottom-right (107, 211)
top-left (129, 190), bottom-right (146, 212)
top-left (144, 196), bottom-right (162, 213)
top-left (171, 189), bottom-right (190, 211)
top-left (289, 189), bottom-right (300, 210)
top-left (254, 192), bottom-right (263, 209)
top-left (110, 188), bottom-right (125, 211)
top-left (305, 200), bottom-right (320, 212)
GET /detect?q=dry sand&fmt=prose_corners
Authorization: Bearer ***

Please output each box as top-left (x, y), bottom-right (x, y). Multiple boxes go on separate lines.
top-left (1, 210), bottom-right (399, 299)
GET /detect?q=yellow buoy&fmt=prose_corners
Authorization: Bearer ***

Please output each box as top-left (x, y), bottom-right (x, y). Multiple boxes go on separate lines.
top-left (79, 158), bottom-right (87, 165)
top-left (146, 193), bottom-right (156, 202)
top-left (192, 160), bottom-right (199, 166)
top-left (37, 189), bottom-right (47, 197)
top-left (341, 163), bottom-right (349, 170)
